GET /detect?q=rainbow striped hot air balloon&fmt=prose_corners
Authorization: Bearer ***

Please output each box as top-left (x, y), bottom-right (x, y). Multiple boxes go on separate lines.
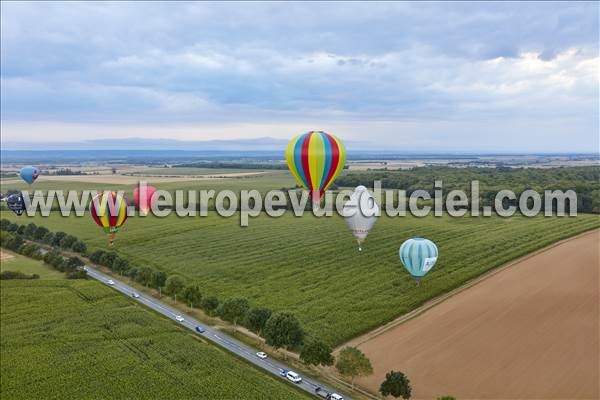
top-left (285, 131), bottom-right (346, 207)
top-left (90, 191), bottom-right (129, 246)
top-left (399, 238), bottom-right (439, 283)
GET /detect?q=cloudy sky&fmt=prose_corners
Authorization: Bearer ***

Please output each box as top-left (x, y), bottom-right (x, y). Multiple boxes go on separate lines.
top-left (1, 1), bottom-right (598, 152)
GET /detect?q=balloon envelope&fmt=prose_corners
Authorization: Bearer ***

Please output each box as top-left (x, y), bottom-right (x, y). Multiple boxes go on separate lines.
top-left (133, 185), bottom-right (157, 214)
top-left (399, 238), bottom-right (439, 280)
top-left (90, 191), bottom-right (129, 245)
top-left (342, 186), bottom-right (379, 250)
top-left (19, 166), bottom-right (40, 184)
top-left (6, 193), bottom-right (26, 216)
top-left (285, 131), bottom-right (346, 204)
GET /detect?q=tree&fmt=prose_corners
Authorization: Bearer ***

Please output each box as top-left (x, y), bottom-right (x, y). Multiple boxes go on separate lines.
top-left (52, 231), bottom-right (66, 247)
top-left (135, 266), bottom-right (154, 287)
top-left (16, 225), bottom-right (26, 235)
top-left (72, 240), bottom-right (87, 254)
top-left (62, 256), bottom-right (84, 273)
top-left (59, 234), bottom-right (77, 249)
top-left (335, 347), bottom-right (373, 389)
top-left (0, 219), bottom-right (10, 231)
top-left (182, 285), bottom-right (202, 309)
top-left (33, 226), bottom-right (49, 241)
top-left (165, 275), bottom-right (185, 300)
top-left (150, 270), bottom-right (167, 290)
top-left (6, 222), bottom-right (19, 232)
top-left (201, 296), bottom-right (220, 316)
top-left (436, 397), bottom-right (456, 400)
top-left (99, 251), bottom-right (117, 268)
top-left (42, 232), bottom-right (55, 245)
top-left (112, 257), bottom-right (130, 275)
top-left (24, 223), bottom-right (37, 238)
top-left (380, 371), bottom-right (412, 399)
top-left (263, 312), bottom-right (304, 351)
top-left (219, 297), bottom-right (249, 331)
top-left (89, 250), bottom-right (106, 264)
top-left (300, 340), bottom-right (334, 366)
top-left (245, 307), bottom-right (272, 336)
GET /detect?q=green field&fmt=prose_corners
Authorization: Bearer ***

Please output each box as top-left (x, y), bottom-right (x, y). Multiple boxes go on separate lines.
top-left (0, 250), bottom-right (64, 279)
top-left (0, 279), bottom-right (308, 399)
top-left (127, 167), bottom-right (273, 175)
top-left (3, 206), bottom-right (598, 346)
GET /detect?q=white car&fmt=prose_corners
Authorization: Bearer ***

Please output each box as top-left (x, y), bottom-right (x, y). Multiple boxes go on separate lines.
top-left (175, 315), bottom-right (184, 322)
top-left (330, 394), bottom-right (344, 400)
top-left (132, 292), bottom-right (140, 298)
top-left (286, 371), bottom-right (302, 383)
top-left (107, 279), bottom-right (115, 285)
top-left (256, 352), bottom-right (267, 359)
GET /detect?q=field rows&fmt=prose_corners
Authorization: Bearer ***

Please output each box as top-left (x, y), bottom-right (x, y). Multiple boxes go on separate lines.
top-left (3, 208), bottom-right (598, 346)
top-left (0, 279), bottom-right (309, 399)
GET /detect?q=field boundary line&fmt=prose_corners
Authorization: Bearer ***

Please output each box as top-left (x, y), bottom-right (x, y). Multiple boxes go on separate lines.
top-left (334, 227), bottom-right (600, 353)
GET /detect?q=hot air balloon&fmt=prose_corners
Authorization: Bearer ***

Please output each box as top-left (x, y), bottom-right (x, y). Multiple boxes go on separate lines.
top-left (19, 166), bottom-right (40, 185)
top-left (90, 191), bottom-right (129, 246)
top-left (133, 185), bottom-right (157, 215)
top-left (399, 238), bottom-right (439, 283)
top-left (6, 192), bottom-right (26, 216)
top-left (342, 186), bottom-right (379, 251)
top-left (286, 131), bottom-right (346, 208)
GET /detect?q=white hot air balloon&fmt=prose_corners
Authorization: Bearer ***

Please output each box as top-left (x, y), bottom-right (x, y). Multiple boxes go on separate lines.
top-left (342, 186), bottom-right (379, 251)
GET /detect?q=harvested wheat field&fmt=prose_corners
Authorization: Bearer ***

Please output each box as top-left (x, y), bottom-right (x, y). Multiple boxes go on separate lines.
top-left (355, 229), bottom-right (599, 399)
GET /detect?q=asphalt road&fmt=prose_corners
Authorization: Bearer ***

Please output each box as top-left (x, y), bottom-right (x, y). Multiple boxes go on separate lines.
top-left (84, 265), bottom-right (349, 400)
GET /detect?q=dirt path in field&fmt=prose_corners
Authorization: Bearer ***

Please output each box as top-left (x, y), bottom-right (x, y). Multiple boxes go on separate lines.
top-left (0, 251), bottom-right (15, 262)
top-left (351, 229), bottom-right (599, 399)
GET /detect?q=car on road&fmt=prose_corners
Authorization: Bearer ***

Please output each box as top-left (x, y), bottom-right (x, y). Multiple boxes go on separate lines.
top-left (83, 266), bottom-right (88, 271)
top-left (107, 279), bottom-right (115, 285)
top-left (131, 292), bottom-right (140, 298)
top-left (315, 387), bottom-right (330, 398)
top-left (195, 325), bottom-right (206, 333)
top-left (285, 371), bottom-right (302, 383)
top-left (255, 351), bottom-right (267, 359)
top-left (175, 315), bottom-right (184, 322)
top-left (279, 368), bottom-right (288, 377)
top-left (330, 394), bottom-right (344, 400)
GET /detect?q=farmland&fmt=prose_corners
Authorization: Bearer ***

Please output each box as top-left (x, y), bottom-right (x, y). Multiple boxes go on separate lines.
top-left (0, 249), bottom-right (64, 279)
top-left (0, 278), bottom-right (309, 399)
top-left (2, 202), bottom-right (598, 346)
top-left (355, 229), bottom-right (599, 399)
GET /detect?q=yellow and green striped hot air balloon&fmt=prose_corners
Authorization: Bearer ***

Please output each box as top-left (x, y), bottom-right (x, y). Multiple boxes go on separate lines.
top-left (90, 191), bottom-right (129, 246)
top-left (285, 131), bottom-right (346, 207)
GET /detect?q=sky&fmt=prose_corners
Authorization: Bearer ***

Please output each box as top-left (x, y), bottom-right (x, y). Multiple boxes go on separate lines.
top-left (1, 1), bottom-right (598, 152)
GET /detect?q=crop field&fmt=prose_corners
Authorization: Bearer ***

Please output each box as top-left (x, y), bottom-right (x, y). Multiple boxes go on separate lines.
top-left (355, 229), bottom-right (599, 399)
top-left (3, 206), bottom-right (599, 346)
top-left (0, 250), bottom-right (64, 279)
top-left (0, 279), bottom-right (309, 400)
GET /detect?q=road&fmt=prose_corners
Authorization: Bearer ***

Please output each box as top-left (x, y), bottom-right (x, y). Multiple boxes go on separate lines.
top-left (84, 265), bottom-right (348, 400)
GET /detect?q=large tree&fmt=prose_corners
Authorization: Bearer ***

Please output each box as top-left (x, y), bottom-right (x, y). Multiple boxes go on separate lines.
top-left (136, 266), bottom-right (154, 287)
top-left (182, 285), bottom-right (202, 309)
top-left (165, 275), bottom-right (185, 300)
top-left (263, 312), bottom-right (304, 351)
top-left (219, 297), bottom-right (250, 331)
top-left (245, 307), bottom-right (272, 336)
top-left (300, 340), bottom-right (334, 367)
top-left (201, 296), bottom-right (220, 316)
top-left (379, 370), bottom-right (412, 399)
top-left (150, 270), bottom-right (167, 290)
top-left (335, 347), bottom-right (373, 388)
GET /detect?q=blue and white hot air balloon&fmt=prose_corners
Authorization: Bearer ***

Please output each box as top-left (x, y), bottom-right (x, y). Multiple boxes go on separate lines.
top-left (19, 166), bottom-right (40, 185)
top-left (399, 238), bottom-right (439, 283)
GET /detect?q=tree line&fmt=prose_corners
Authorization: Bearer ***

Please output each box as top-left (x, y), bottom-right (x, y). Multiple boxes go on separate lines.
top-left (335, 165), bottom-right (599, 213)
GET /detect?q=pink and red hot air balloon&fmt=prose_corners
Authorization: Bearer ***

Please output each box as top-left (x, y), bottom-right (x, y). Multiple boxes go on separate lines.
top-left (133, 184), bottom-right (157, 215)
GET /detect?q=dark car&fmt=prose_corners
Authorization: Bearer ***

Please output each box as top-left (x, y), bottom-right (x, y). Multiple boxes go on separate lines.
top-left (195, 326), bottom-right (206, 333)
